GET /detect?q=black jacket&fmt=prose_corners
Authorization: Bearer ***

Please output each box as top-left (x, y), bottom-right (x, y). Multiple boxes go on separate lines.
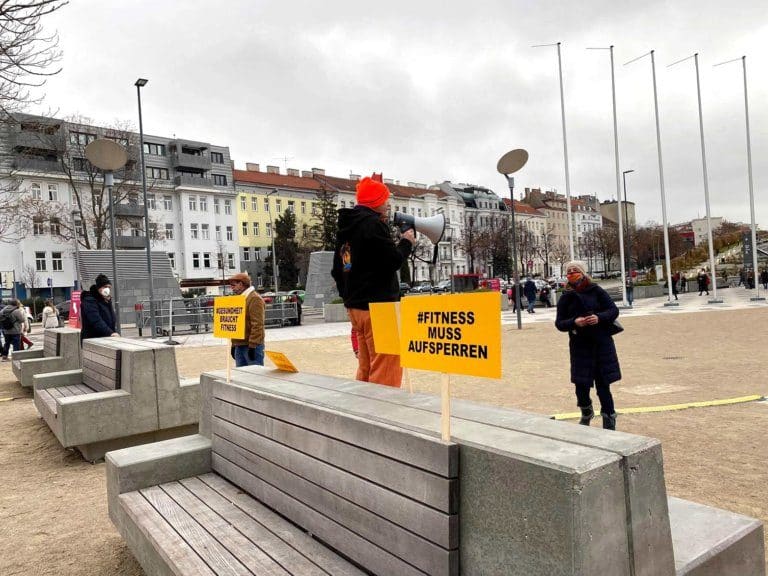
top-left (555, 283), bottom-right (621, 386)
top-left (80, 285), bottom-right (117, 340)
top-left (331, 206), bottom-right (412, 310)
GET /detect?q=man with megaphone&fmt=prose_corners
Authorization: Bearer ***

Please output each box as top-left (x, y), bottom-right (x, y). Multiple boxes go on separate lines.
top-left (332, 175), bottom-right (415, 387)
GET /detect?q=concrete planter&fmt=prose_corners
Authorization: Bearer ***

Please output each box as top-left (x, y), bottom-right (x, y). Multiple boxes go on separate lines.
top-left (500, 292), bottom-right (509, 311)
top-left (323, 303), bottom-right (349, 323)
top-left (634, 284), bottom-right (665, 299)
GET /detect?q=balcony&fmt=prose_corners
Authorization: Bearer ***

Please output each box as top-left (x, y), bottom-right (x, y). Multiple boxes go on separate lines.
top-left (12, 156), bottom-right (61, 173)
top-left (113, 203), bottom-right (145, 218)
top-left (13, 130), bottom-right (61, 151)
top-left (174, 174), bottom-right (214, 188)
top-left (170, 152), bottom-right (211, 171)
top-left (115, 235), bottom-right (146, 249)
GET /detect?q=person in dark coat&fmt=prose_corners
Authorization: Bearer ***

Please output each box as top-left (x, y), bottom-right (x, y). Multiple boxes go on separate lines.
top-left (523, 277), bottom-right (537, 314)
top-left (80, 274), bottom-right (119, 340)
top-left (555, 261), bottom-right (621, 430)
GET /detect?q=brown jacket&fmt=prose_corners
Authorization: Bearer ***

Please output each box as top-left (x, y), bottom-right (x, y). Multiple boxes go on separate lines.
top-left (231, 288), bottom-right (265, 348)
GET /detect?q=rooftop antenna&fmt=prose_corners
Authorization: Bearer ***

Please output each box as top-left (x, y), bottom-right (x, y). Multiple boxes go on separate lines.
top-left (273, 155), bottom-right (294, 173)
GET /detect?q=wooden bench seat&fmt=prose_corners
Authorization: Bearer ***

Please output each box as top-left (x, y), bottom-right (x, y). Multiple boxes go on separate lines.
top-left (35, 384), bottom-right (96, 415)
top-left (11, 327), bottom-right (81, 388)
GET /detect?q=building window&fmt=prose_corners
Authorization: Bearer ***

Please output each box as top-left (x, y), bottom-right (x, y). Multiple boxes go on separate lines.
top-left (215, 225), bottom-right (221, 240)
top-left (250, 196), bottom-right (258, 211)
top-left (340, 200), bottom-right (346, 208)
top-left (47, 183), bottom-right (58, 201)
top-left (276, 200), bottom-right (282, 213)
top-left (167, 252), bottom-right (175, 268)
top-left (163, 195), bottom-right (173, 210)
top-left (210, 151), bottom-right (224, 164)
top-left (30, 183), bottom-right (42, 200)
top-left (147, 167), bottom-right (169, 179)
top-left (224, 200), bottom-right (232, 215)
top-left (203, 253), bottom-right (211, 268)
top-left (252, 222), bottom-right (259, 236)
top-left (51, 251), bottom-right (63, 271)
top-left (201, 223), bottom-right (210, 240)
top-left (143, 143), bottom-right (166, 156)
top-left (241, 222), bottom-right (248, 236)
top-left (69, 131), bottom-right (96, 146)
top-left (240, 196), bottom-right (247, 211)
top-left (165, 223), bottom-right (174, 239)
top-left (33, 220), bottom-right (45, 235)
top-left (263, 198), bottom-right (270, 211)
top-left (35, 251), bottom-right (46, 271)
top-left (312, 203), bottom-right (318, 215)
top-left (301, 201), bottom-right (306, 214)
top-left (226, 226), bottom-right (233, 241)
top-left (192, 252), bottom-right (200, 269)
top-left (243, 247), bottom-right (250, 261)
top-left (287, 201), bottom-right (294, 213)
top-left (266, 222), bottom-right (272, 237)
top-left (213, 174), bottom-right (228, 186)
top-left (49, 219), bottom-right (61, 236)
top-left (147, 194), bottom-right (156, 210)
top-left (227, 253), bottom-right (235, 269)
top-left (188, 195), bottom-right (197, 211)
top-left (214, 197), bottom-right (220, 214)
top-left (199, 196), bottom-right (208, 212)
top-left (130, 223), bottom-right (141, 237)
top-left (190, 223), bottom-right (198, 239)
top-left (73, 157), bottom-right (89, 171)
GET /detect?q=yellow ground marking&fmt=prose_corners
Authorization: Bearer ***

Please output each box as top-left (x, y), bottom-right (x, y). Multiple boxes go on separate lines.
top-left (551, 394), bottom-right (766, 420)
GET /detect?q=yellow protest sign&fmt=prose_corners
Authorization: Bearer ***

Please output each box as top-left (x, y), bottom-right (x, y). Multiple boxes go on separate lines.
top-left (213, 295), bottom-right (246, 340)
top-left (266, 351), bottom-right (298, 373)
top-left (400, 292), bottom-right (501, 379)
top-left (369, 302), bottom-right (400, 355)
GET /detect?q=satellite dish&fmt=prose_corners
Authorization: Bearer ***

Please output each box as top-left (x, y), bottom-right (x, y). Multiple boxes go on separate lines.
top-left (496, 149), bottom-right (529, 175)
top-left (84, 139), bottom-right (129, 171)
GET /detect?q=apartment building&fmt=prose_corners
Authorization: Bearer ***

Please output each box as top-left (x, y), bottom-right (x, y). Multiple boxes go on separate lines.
top-left (0, 113), bottom-right (237, 299)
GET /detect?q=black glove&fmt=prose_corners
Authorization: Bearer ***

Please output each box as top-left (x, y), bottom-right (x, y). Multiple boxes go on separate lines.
top-left (247, 347), bottom-right (257, 361)
top-left (230, 347), bottom-right (235, 359)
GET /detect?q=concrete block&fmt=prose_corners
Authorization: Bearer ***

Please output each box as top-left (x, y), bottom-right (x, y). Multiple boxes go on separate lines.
top-left (324, 303), bottom-right (349, 322)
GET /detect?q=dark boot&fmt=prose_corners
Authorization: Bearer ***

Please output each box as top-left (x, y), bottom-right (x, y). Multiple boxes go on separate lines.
top-left (601, 412), bottom-right (617, 431)
top-left (578, 404), bottom-right (594, 426)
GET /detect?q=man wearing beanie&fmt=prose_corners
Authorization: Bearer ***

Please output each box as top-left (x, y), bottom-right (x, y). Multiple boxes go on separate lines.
top-left (80, 273), bottom-right (119, 340)
top-left (332, 175), bottom-right (415, 387)
top-left (227, 272), bottom-right (266, 367)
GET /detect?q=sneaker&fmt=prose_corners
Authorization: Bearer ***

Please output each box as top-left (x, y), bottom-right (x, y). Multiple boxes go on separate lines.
top-left (27, 343), bottom-right (34, 349)
top-left (1, 357), bottom-right (8, 362)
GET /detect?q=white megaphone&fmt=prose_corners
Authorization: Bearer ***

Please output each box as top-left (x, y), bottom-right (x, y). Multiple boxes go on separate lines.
top-left (392, 212), bottom-right (446, 244)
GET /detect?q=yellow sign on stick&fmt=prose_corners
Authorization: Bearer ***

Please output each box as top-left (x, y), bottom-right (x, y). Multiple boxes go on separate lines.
top-left (266, 351), bottom-right (299, 373)
top-left (400, 292), bottom-right (501, 379)
top-left (213, 295), bottom-right (246, 340)
top-left (369, 302), bottom-right (401, 355)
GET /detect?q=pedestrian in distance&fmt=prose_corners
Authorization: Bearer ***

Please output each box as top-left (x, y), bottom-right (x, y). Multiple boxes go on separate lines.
top-left (227, 272), bottom-right (266, 367)
top-left (625, 275), bottom-right (634, 307)
top-left (539, 284), bottom-right (552, 308)
top-left (42, 299), bottom-right (60, 330)
top-left (80, 274), bottom-right (119, 341)
top-left (524, 277), bottom-right (537, 314)
top-left (697, 269), bottom-right (709, 296)
top-left (19, 303), bottom-right (33, 349)
top-left (0, 299), bottom-right (27, 361)
top-left (671, 272), bottom-right (680, 301)
top-left (508, 284), bottom-right (517, 313)
top-left (761, 269), bottom-right (768, 291)
top-left (555, 261), bottom-right (622, 430)
top-left (331, 174), bottom-right (415, 387)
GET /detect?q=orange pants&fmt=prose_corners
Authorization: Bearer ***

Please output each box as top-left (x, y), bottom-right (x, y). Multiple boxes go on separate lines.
top-left (347, 308), bottom-right (402, 387)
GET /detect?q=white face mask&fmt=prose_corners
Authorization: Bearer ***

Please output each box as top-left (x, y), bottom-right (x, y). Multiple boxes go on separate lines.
top-left (99, 287), bottom-right (111, 298)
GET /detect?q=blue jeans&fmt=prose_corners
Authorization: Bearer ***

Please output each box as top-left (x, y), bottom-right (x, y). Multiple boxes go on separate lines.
top-left (527, 298), bottom-right (536, 313)
top-left (626, 287), bottom-right (634, 306)
top-left (1, 333), bottom-right (21, 357)
top-left (233, 344), bottom-right (265, 367)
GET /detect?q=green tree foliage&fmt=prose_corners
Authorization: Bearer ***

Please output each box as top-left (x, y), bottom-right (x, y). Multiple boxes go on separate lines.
top-left (264, 209), bottom-right (300, 291)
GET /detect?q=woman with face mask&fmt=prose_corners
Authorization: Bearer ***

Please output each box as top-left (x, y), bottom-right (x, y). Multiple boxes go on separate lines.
top-left (554, 261), bottom-right (622, 430)
top-left (80, 273), bottom-right (119, 341)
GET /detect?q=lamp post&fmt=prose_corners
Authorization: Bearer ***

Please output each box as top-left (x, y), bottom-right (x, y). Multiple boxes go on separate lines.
top-left (497, 149), bottom-right (529, 330)
top-left (625, 50), bottom-right (677, 306)
top-left (71, 209), bottom-right (82, 291)
top-left (622, 170), bottom-right (634, 279)
top-left (84, 139), bottom-right (129, 328)
top-left (267, 189), bottom-right (279, 293)
top-left (135, 77), bottom-right (158, 336)
top-left (714, 55), bottom-right (763, 301)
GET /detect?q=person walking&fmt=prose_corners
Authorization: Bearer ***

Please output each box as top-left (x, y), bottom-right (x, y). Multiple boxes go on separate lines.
top-left (697, 269), bottom-right (709, 296)
top-left (80, 274), bottom-right (119, 340)
top-left (42, 299), bottom-right (60, 330)
top-left (524, 277), bottom-right (537, 314)
top-left (331, 175), bottom-right (415, 387)
top-left (555, 261), bottom-right (622, 430)
top-left (539, 284), bottom-right (552, 308)
top-left (227, 272), bottom-right (266, 367)
top-left (671, 272), bottom-right (679, 301)
top-left (0, 299), bottom-right (26, 361)
top-left (761, 269), bottom-right (768, 291)
top-left (625, 275), bottom-right (634, 307)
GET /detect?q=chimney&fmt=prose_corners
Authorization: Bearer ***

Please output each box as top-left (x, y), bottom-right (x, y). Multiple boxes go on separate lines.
top-left (311, 167), bottom-right (325, 176)
top-left (245, 163), bottom-right (260, 172)
top-left (287, 168), bottom-right (299, 177)
top-left (266, 165), bottom-right (280, 174)
top-left (301, 170), bottom-right (313, 178)
top-left (349, 173), bottom-right (361, 181)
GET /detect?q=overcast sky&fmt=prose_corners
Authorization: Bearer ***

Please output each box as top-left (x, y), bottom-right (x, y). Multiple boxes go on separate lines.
top-left (35, 0), bottom-right (768, 227)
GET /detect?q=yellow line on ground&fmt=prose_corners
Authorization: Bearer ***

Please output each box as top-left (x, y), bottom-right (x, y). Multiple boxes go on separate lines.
top-left (0, 397), bottom-right (16, 402)
top-left (551, 394), bottom-right (766, 420)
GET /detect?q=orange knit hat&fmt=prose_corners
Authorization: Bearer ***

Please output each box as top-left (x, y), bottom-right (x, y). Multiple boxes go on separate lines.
top-left (356, 176), bottom-right (390, 209)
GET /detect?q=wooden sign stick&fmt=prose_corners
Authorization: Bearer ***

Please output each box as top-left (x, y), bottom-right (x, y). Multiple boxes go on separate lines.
top-left (226, 339), bottom-right (231, 384)
top-left (441, 372), bottom-right (451, 441)
top-left (404, 367), bottom-right (413, 393)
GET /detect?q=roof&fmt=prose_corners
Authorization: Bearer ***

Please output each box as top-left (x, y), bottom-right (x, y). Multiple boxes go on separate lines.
top-left (315, 174), bottom-right (449, 200)
top-left (234, 169), bottom-right (322, 191)
top-left (503, 199), bottom-right (546, 216)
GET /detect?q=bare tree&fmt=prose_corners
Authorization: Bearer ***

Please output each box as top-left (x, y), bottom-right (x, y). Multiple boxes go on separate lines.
top-left (537, 223), bottom-right (557, 277)
top-left (458, 214), bottom-right (484, 273)
top-left (551, 239), bottom-right (571, 276)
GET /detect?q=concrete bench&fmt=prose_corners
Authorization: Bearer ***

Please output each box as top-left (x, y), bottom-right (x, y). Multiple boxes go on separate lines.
top-left (107, 375), bottom-right (460, 576)
top-left (33, 337), bottom-right (199, 461)
top-left (192, 368), bottom-right (764, 576)
top-left (11, 327), bottom-right (81, 388)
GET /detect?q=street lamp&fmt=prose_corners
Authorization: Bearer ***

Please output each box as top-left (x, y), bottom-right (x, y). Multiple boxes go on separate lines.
top-left (71, 209), bottom-right (82, 291)
top-left (622, 170), bottom-right (634, 280)
top-left (135, 77), bottom-right (158, 337)
top-left (497, 148), bottom-right (529, 331)
top-left (267, 189), bottom-right (280, 293)
top-left (84, 138), bottom-right (129, 328)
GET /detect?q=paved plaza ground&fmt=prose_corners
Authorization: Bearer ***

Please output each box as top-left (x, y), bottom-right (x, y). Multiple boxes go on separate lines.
top-left (0, 288), bottom-right (767, 574)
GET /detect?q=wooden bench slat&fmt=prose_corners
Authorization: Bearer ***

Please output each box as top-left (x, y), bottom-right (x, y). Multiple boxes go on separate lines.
top-left (188, 474), bottom-right (365, 576)
top-left (120, 492), bottom-right (216, 576)
top-left (74, 384), bottom-right (95, 395)
top-left (82, 357), bottom-right (121, 379)
top-left (47, 387), bottom-right (64, 399)
top-left (213, 436), bottom-right (454, 576)
top-left (213, 412), bottom-right (456, 549)
top-left (159, 481), bottom-right (293, 576)
top-left (36, 389), bottom-right (58, 415)
top-left (213, 398), bottom-right (456, 514)
top-left (213, 453), bottom-right (427, 576)
top-left (82, 342), bottom-right (121, 359)
top-left (140, 485), bottom-right (252, 576)
top-left (56, 386), bottom-right (75, 397)
top-left (82, 369), bottom-right (120, 391)
top-left (82, 350), bottom-right (121, 370)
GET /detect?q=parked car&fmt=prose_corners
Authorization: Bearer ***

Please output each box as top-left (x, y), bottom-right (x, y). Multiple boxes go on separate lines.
top-left (410, 282), bottom-right (433, 294)
top-left (399, 282), bottom-right (411, 297)
top-left (433, 280), bottom-right (452, 293)
top-left (548, 277), bottom-right (567, 289)
top-left (261, 291), bottom-right (276, 304)
top-left (288, 289), bottom-right (305, 303)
